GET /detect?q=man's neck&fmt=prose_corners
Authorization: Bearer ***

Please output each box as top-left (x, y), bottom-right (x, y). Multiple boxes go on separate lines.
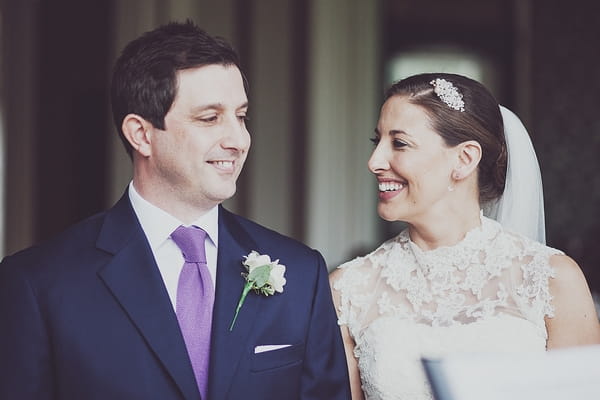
top-left (131, 180), bottom-right (217, 225)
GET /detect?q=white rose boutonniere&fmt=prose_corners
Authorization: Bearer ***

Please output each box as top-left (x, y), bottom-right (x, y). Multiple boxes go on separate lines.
top-left (229, 251), bottom-right (287, 331)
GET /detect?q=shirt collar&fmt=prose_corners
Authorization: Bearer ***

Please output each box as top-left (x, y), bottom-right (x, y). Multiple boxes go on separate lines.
top-left (128, 182), bottom-right (219, 249)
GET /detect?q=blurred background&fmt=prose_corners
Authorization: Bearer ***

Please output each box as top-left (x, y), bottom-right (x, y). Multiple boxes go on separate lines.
top-left (1, 0), bottom-right (599, 298)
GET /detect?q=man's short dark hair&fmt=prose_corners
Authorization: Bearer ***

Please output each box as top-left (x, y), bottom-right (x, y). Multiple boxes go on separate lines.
top-left (110, 20), bottom-right (246, 156)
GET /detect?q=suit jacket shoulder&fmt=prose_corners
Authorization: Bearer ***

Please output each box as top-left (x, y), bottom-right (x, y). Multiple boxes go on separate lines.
top-left (219, 206), bottom-right (321, 265)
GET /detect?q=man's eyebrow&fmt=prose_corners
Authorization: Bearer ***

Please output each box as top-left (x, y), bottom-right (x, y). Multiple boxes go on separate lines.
top-left (190, 103), bottom-right (225, 113)
top-left (190, 102), bottom-right (249, 113)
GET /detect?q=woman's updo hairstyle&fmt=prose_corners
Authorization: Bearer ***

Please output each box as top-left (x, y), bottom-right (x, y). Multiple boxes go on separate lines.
top-left (384, 73), bottom-right (507, 203)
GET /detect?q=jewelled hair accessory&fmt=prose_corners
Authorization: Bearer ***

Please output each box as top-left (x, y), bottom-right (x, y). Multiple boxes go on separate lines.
top-left (430, 78), bottom-right (465, 112)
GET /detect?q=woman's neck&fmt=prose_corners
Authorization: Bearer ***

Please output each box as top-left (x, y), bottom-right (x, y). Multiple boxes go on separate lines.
top-left (407, 204), bottom-right (481, 251)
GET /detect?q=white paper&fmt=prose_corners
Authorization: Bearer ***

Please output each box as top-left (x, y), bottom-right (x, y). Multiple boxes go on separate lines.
top-left (424, 345), bottom-right (600, 400)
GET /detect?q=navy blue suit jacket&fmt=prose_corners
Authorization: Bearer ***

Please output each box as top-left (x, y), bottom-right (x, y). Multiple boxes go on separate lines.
top-left (0, 194), bottom-right (350, 399)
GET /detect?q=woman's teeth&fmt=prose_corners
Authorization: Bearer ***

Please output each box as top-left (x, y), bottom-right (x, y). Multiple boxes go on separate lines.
top-left (378, 182), bottom-right (404, 192)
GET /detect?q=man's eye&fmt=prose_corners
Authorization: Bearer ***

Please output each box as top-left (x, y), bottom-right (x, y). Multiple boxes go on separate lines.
top-left (201, 116), bottom-right (218, 123)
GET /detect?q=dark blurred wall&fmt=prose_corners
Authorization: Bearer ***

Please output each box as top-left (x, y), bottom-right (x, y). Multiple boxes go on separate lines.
top-left (531, 2), bottom-right (600, 292)
top-left (34, 0), bottom-right (111, 241)
top-left (382, 1), bottom-right (515, 102)
top-left (2, 0), bottom-right (112, 248)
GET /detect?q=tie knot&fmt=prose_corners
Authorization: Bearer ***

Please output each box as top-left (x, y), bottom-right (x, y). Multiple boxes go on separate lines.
top-left (171, 225), bottom-right (207, 263)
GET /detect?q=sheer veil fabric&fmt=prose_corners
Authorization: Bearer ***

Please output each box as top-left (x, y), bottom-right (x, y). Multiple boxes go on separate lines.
top-left (483, 106), bottom-right (546, 243)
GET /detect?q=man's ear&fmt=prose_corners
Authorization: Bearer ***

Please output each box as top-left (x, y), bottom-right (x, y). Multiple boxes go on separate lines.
top-left (452, 140), bottom-right (482, 180)
top-left (121, 114), bottom-right (154, 157)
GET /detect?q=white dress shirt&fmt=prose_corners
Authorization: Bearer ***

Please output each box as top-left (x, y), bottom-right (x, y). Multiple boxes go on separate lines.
top-left (128, 182), bottom-right (219, 309)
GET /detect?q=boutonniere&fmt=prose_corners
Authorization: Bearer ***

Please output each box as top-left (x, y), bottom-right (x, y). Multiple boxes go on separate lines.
top-left (229, 251), bottom-right (287, 331)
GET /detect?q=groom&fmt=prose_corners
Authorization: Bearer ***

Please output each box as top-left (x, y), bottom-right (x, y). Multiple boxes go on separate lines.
top-left (0, 21), bottom-right (350, 399)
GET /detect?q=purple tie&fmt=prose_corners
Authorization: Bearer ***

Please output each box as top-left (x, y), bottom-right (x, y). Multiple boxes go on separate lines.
top-left (171, 226), bottom-right (214, 400)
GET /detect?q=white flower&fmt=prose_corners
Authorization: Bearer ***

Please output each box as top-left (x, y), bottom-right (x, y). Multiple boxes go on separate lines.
top-left (269, 264), bottom-right (287, 293)
top-left (244, 250), bottom-right (273, 271)
top-left (229, 251), bottom-right (287, 330)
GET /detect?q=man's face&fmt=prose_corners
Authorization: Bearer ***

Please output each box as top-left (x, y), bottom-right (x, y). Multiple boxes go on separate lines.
top-left (147, 64), bottom-right (250, 212)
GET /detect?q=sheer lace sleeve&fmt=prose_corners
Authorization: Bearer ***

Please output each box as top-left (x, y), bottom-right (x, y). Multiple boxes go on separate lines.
top-left (333, 257), bottom-right (372, 339)
top-left (504, 232), bottom-right (562, 334)
top-left (332, 238), bottom-right (398, 340)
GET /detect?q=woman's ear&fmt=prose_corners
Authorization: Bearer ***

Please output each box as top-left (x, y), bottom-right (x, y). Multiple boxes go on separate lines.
top-left (121, 114), bottom-right (154, 157)
top-left (452, 140), bottom-right (482, 180)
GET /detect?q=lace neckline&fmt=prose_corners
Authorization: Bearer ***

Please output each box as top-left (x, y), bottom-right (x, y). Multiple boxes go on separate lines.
top-left (397, 214), bottom-right (502, 273)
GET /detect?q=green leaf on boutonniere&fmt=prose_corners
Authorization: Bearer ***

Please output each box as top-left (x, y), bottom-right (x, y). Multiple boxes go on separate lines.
top-left (248, 264), bottom-right (271, 289)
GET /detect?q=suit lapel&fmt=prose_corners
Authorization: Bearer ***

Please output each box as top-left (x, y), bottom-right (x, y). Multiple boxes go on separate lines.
top-left (209, 207), bottom-right (261, 399)
top-left (96, 194), bottom-right (200, 400)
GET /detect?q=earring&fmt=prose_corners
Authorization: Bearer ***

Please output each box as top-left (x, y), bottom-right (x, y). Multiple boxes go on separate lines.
top-left (448, 171), bottom-right (460, 191)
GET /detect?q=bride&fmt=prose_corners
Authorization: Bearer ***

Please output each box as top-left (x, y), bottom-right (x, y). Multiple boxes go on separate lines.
top-left (329, 73), bottom-right (600, 399)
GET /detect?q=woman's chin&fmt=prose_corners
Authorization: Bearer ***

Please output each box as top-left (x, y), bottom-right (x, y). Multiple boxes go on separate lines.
top-left (377, 205), bottom-right (404, 222)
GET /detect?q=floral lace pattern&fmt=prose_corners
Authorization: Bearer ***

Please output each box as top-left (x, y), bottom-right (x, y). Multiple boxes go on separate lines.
top-left (332, 216), bottom-right (561, 400)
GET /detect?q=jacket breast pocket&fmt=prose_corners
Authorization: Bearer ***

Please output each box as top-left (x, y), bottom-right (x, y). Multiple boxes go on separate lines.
top-left (251, 342), bottom-right (305, 372)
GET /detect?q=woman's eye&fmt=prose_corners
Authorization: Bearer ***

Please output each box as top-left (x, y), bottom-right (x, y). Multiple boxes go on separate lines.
top-left (369, 137), bottom-right (380, 146)
top-left (238, 115), bottom-right (250, 123)
top-left (392, 139), bottom-right (407, 149)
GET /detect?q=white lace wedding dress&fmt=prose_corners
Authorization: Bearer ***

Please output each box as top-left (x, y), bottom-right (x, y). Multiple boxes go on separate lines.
top-left (332, 215), bottom-right (561, 400)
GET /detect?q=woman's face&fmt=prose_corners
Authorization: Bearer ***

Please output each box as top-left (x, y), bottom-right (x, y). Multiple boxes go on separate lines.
top-left (368, 95), bottom-right (458, 223)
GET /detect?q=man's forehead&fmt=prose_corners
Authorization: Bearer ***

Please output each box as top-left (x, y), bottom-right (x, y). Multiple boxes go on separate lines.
top-left (173, 64), bottom-right (247, 106)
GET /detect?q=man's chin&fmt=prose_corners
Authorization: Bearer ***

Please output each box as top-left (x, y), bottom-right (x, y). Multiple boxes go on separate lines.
top-left (210, 186), bottom-right (238, 204)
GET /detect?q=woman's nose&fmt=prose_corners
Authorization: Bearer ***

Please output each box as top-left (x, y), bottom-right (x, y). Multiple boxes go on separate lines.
top-left (368, 142), bottom-right (389, 173)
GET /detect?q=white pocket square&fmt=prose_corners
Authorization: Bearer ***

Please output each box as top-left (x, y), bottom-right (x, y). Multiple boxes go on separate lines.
top-left (254, 344), bottom-right (292, 354)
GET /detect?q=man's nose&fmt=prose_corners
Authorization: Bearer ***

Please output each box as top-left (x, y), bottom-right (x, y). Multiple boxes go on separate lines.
top-left (221, 117), bottom-right (251, 151)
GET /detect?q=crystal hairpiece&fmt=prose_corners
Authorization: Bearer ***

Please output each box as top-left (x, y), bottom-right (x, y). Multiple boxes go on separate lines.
top-left (430, 78), bottom-right (465, 112)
